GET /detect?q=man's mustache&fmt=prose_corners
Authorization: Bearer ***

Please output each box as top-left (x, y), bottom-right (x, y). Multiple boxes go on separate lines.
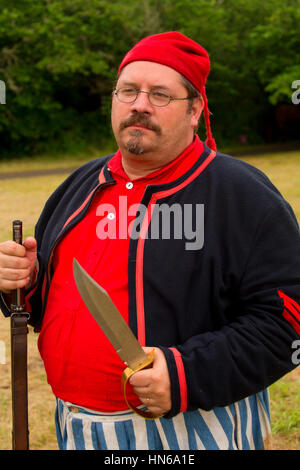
top-left (119, 113), bottom-right (161, 135)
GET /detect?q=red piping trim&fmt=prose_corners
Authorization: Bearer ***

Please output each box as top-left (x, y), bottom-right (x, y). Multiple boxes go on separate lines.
top-left (282, 309), bottom-right (300, 335)
top-left (278, 290), bottom-right (300, 316)
top-left (278, 290), bottom-right (300, 334)
top-left (62, 189), bottom-right (99, 233)
top-left (152, 150), bottom-right (216, 202)
top-left (61, 185), bottom-right (98, 232)
top-left (98, 166), bottom-right (106, 184)
top-left (61, 167), bottom-right (105, 232)
top-left (169, 347), bottom-right (187, 412)
top-left (285, 301), bottom-right (300, 322)
top-left (135, 204), bottom-right (156, 346)
top-left (136, 150), bottom-right (216, 345)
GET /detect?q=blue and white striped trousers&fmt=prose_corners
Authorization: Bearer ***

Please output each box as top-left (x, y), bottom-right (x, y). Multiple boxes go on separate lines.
top-left (55, 390), bottom-right (272, 450)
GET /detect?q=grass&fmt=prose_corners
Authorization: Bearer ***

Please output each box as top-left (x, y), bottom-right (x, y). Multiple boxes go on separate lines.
top-left (0, 174), bottom-right (71, 241)
top-left (0, 141), bottom-right (116, 173)
top-left (269, 368), bottom-right (300, 450)
top-left (0, 145), bottom-right (299, 450)
top-left (239, 150), bottom-right (300, 223)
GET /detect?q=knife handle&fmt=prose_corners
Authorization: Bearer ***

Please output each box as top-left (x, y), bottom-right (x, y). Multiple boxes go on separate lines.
top-left (121, 349), bottom-right (165, 420)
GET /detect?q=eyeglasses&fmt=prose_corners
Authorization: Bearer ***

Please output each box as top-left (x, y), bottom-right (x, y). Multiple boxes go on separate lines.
top-left (113, 87), bottom-right (191, 107)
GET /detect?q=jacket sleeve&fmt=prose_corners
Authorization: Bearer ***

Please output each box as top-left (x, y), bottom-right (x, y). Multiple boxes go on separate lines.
top-left (161, 198), bottom-right (300, 418)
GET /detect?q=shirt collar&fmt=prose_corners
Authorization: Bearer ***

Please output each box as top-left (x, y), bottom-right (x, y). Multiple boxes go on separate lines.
top-left (108, 136), bottom-right (204, 184)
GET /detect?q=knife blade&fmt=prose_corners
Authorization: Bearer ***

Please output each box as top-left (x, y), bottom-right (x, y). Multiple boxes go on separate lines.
top-left (73, 258), bottom-right (163, 420)
top-left (73, 258), bottom-right (150, 371)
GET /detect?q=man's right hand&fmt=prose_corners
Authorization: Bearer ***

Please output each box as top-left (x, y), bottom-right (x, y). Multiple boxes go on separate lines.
top-left (0, 237), bottom-right (37, 294)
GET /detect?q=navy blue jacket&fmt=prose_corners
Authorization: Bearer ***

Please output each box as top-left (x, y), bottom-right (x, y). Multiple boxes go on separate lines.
top-left (1, 144), bottom-right (300, 418)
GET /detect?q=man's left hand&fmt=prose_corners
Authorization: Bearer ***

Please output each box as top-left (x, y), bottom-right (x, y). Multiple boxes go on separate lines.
top-left (129, 346), bottom-right (171, 417)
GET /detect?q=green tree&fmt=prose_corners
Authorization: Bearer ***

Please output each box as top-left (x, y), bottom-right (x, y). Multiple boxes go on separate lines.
top-left (0, 0), bottom-right (299, 156)
top-left (0, 0), bottom-right (163, 155)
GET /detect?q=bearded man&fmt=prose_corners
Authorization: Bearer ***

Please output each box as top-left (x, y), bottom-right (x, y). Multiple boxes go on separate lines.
top-left (1, 32), bottom-right (300, 450)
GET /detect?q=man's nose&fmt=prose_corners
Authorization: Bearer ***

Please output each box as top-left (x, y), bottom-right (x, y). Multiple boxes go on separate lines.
top-left (130, 91), bottom-right (152, 113)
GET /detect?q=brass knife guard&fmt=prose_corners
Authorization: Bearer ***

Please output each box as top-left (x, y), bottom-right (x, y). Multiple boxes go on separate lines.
top-left (121, 349), bottom-right (164, 420)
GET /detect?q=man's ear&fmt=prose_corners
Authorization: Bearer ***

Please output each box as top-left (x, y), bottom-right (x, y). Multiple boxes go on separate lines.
top-left (190, 95), bottom-right (204, 130)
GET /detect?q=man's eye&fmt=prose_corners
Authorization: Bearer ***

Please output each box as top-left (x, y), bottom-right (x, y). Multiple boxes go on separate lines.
top-left (121, 88), bottom-right (137, 95)
top-left (151, 91), bottom-right (169, 99)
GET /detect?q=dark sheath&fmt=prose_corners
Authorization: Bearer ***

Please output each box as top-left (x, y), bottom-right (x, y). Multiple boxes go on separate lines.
top-left (10, 220), bottom-right (30, 450)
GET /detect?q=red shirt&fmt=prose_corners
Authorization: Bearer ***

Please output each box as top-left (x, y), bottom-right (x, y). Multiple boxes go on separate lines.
top-left (38, 137), bottom-right (204, 411)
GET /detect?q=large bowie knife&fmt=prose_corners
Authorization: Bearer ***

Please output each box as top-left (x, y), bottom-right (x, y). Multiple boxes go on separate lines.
top-left (73, 258), bottom-right (162, 420)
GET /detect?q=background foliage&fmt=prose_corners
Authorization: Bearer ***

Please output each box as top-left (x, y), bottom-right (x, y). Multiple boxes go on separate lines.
top-left (0, 0), bottom-right (300, 157)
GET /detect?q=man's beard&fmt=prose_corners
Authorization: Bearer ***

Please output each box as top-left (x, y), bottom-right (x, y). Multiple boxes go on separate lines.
top-left (126, 130), bottom-right (146, 155)
top-left (119, 113), bottom-right (161, 155)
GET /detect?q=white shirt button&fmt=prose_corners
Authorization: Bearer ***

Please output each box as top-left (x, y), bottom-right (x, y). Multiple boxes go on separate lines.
top-left (126, 182), bottom-right (133, 189)
top-left (107, 213), bottom-right (115, 220)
